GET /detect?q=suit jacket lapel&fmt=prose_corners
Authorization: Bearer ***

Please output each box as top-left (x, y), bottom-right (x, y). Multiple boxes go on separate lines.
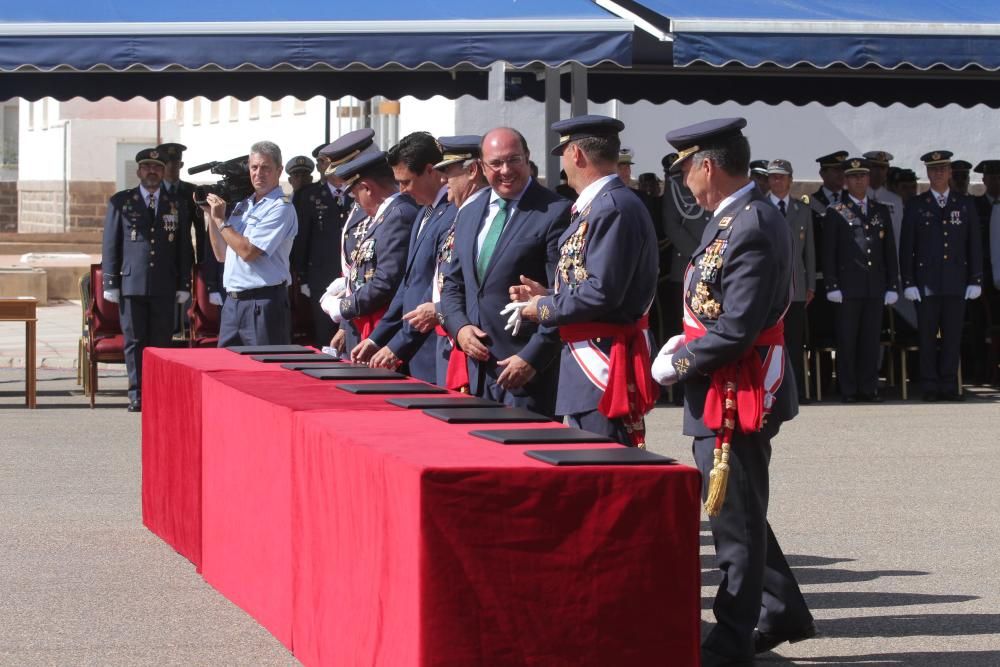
top-left (481, 182), bottom-right (536, 284)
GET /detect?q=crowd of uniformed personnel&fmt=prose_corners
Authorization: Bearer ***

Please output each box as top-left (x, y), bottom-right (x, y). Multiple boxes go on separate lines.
top-left (101, 129), bottom-right (998, 412)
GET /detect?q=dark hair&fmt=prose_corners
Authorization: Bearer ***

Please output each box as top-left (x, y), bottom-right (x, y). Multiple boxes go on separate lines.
top-left (481, 127), bottom-right (530, 156)
top-left (529, 160), bottom-right (539, 178)
top-left (362, 160), bottom-right (398, 189)
top-left (386, 132), bottom-right (442, 173)
top-left (574, 135), bottom-right (620, 165)
top-left (692, 135), bottom-right (750, 177)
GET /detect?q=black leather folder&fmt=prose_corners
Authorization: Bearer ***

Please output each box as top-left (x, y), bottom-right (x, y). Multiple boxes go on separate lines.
top-left (250, 353), bottom-right (338, 363)
top-left (337, 382), bottom-right (448, 394)
top-left (301, 368), bottom-right (404, 380)
top-left (228, 344), bottom-right (315, 355)
top-left (280, 362), bottom-right (366, 371)
top-left (386, 397), bottom-right (502, 409)
top-left (525, 448), bottom-right (678, 466)
top-left (422, 407), bottom-right (552, 424)
top-left (469, 428), bottom-right (614, 444)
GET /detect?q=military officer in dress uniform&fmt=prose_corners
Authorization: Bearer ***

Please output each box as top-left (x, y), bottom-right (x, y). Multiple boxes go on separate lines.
top-left (651, 118), bottom-right (814, 664)
top-left (429, 136), bottom-right (489, 390)
top-left (102, 148), bottom-right (193, 411)
top-left (285, 155), bottom-right (315, 194)
top-left (320, 151), bottom-right (419, 349)
top-left (863, 151), bottom-right (904, 255)
top-left (291, 136), bottom-right (368, 348)
top-left (767, 159), bottom-right (815, 403)
top-left (749, 159), bottom-right (770, 195)
top-left (511, 115), bottom-right (659, 446)
top-left (900, 150), bottom-right (984, 401)
top-left (823, 158), bottom-right (899, 402)
top-left (356, 132), bottom-right (456, 383)
top-left (809, 151), bottom-right (849, 394)
top-left (616, 147), bottom-right (634, 187)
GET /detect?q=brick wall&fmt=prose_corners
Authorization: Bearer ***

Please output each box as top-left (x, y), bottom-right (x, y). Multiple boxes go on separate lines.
top-left (17, 180), bottom-right (116, 233)
top-left (0, 182), bottom-right (16, 232)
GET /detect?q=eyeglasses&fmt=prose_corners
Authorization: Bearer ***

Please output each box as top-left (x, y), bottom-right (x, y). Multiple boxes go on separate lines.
top-left (482, 155), bottom-right (526, 171)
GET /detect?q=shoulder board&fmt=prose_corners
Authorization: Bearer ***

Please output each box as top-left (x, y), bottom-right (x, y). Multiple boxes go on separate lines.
top-left (799, 194), bottom-right (810, 204)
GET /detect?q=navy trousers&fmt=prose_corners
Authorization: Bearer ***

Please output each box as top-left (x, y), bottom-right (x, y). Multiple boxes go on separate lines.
top-left (567, 410), bottom-right (631, 446)
top-left (694, 422), bottom-right (813, 661)
top-left (917, 295), bottom-right (965, 393)
top-left (120, 294), bottom-right (174, 402)
top-left (218, 288), bottom-right (291, 347)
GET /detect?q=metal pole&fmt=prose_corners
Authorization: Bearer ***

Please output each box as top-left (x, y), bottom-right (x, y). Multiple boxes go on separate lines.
top-left (570, 64), bottom-right (588, 117)
top-left (543, 67), bottom-right (561, 188)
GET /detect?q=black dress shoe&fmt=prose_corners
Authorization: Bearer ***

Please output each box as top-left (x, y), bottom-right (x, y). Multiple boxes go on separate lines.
top-left (754, 623), bottom-right (817, 653)
top-left (127, 401), bottom-right (142, 413)
top-left (922, 391), bottom-right (938, 402)
top-left (939, 391), bottom-right (965, 402)
top-left (798, 395), bottom-right (812, 405)
top-left (859, 392), bottom-right (884, 403)
top-left (842, 395), bottom-right (857, 404)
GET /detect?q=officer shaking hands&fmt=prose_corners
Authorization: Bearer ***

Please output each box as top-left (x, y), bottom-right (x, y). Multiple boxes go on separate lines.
top-left (101, 148), bottom-right (193, 411)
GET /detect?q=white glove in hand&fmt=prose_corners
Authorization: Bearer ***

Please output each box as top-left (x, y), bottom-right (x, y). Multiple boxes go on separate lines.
top-left (208, 292), bottom-right (224, 307)
top-left (500, 301), bottom-right (529, 337)
top-left (662, 333), bottom-right (686, 355)
top-left (965, 285), bottom-right (982, 300)
top-left (175, 290), bottom-right (191, 304)
top-left (903, 286), bottom-right (921, 302)
top-left (651, 353), bottom-right (678, 386)
top-left (103, 289), bottom-right (120, 304)
top-left (326, 277), bottom-right (347, 298)
top-left (320, 345), bottom-right (341, 360)
top-left (300, 283), bottom-right (311, 298)
top-left (826, 289), bottom-right (843, 304)
top-left (884, 291), bottom-right (898, 306)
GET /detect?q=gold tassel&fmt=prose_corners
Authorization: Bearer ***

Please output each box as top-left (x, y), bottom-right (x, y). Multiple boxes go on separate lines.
top-left (704, 442), bottom-right (731, 516)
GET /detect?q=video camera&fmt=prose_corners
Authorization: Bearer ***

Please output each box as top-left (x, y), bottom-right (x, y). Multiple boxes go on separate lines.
top-left (188, 156), bottom-right (254, 205)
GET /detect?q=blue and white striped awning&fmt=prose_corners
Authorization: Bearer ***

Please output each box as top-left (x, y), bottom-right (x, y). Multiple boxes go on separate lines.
top-left (598, 0), bottom-right (1000, 71)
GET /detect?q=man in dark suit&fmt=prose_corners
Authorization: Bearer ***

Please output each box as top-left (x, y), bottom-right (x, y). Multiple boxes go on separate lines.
top-left (102, 148), bottom-right (193, 411)
top-left (357, 133), bottom-right (456, 383)
top-left (970, 160), bottom-right (1000, 383)
top-left (652, 118), bottom-right (814, 664)
top-left (749, 159), bottom-right (770, 195)
top-left (900, 150), bottom-right (984, 401)
top-left (767, 159), bottom-right (815, 403)
top-left (440, 127), bottom-right (571, 417)
top-left (512, 115), bottom-right (659, 446)
top-left (823, 158), bottom-right (899, 402)
top-left (321, 151), bottom-right (419, 348)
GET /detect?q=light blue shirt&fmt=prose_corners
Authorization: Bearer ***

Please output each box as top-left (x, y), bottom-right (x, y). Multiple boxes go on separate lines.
top-left (222, 186), bottom-right (298, 291)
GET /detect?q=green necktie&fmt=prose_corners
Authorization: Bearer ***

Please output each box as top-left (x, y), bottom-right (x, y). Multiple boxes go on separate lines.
top-left (476, 198), bottom-right (509, 281)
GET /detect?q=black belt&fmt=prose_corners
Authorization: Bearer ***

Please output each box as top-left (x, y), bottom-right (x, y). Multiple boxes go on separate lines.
top-left (227, 283), bottom-right (285, 300)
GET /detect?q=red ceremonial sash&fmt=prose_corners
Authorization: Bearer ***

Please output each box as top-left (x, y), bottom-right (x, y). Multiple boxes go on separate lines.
top-left (559, 315), bottom-right (658, 446)
top-left (435, 324), bottom-right (470, 392)
top-left (683, 320), bottom-right (785, 433)
top-left (355, 305), bottom-right (388, 340)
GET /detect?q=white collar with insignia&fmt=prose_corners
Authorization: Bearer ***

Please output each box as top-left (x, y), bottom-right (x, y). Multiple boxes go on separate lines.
top-left (573, 173), bottom-right (618, 215)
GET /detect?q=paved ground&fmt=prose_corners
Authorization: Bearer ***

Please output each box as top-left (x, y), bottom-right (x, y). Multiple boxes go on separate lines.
top-left (2, 303), bottom-right (999, 664)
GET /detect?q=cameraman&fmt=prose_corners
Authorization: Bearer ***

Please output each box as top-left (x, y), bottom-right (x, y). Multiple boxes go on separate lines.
top-left (201, 141), bottom-right (298, 346)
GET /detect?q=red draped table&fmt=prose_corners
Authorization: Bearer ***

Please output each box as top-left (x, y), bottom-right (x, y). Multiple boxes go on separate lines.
top-left (142, 349), bottom-right (703, 666)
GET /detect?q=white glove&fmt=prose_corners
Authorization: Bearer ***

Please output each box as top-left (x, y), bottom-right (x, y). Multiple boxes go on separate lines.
top-left (500, 301), bottom-right (529, 337)
top-left (320, 345), bottom-right (341, 360)
top-left (651, 353), bottom-right (679, 386)
top-left (904, 286), bottom-right (921, 302)
top-left (320, 292), bottom-right (344, 323)
top-left (175, 290), bottom-right (190, 304)
top-left (965, 285), bottom-right (982, 300)
top-left (826, 289), bottom-right (843, 304)
top-left (300, 283), bottom-right (311, 298)
top-left (209, 292), bottom-right (224, 307)
top-left (103, 289), bottom-right (120, 303)
top-left (326, 277), bottom-right (347, 298)
top-left (884, 291), bottom-right (898, 306)
top-left (661, 334), bottom-right (686, 355)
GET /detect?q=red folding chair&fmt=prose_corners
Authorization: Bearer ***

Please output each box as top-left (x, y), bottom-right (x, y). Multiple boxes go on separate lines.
top-left (86, 264), bottom-right (126, 408)
top-left (188, 264), bottom-right (221, 347)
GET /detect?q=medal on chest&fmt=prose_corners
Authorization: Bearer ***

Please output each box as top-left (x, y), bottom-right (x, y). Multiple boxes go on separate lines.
top-left (556, 219), bottom-right (589, 290)
top-left (697, 239), bottom-right (727, 284)
top-left (949, 210), bottom-right (963, 225)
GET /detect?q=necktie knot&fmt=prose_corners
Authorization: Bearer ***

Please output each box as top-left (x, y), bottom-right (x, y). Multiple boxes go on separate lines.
top-left (778, 200), bottom-right (786, 216)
